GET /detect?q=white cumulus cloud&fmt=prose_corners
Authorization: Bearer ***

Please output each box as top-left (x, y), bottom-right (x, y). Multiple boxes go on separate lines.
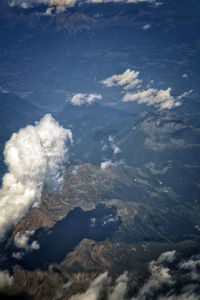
top-left (90, 0), bottom-right (155, 3)
top-left (100, 160), bottom-right (115, 170)
top-left (9, 0), bottom-right (77, 13)
top-left (102, 69), bottom-right (142, 90)
top-left (122, 88), bottom-right (181, 109)
top-left (0, 114), bottom-right (72, 239)
top-left (102, 68), bottom-right (186, 110)
top-left (132, 264), bottom-right (174, 300)
top-left (70, 93), bottom-right (102, 106)
top-left (14, 230), bottom-right (40, 251)
top-left (12, 230), bottom-right (39, 259)
top-left (100, 160), bottom-right (124, 170)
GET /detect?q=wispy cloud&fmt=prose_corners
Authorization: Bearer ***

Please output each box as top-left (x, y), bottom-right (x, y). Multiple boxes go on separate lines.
top-left (156, 250), bottom-right (177, 264)
top-left (100, 135), bottom-right (122, 170)
top-left (142, 24), bottom-right (151, 30)
top-left (108, 135), bottom-right (121, 155)
top-left (178, 255), bottom-right (200, 281)
top-left (182, 73), bottom-right (188, 78)
top-left (177, 89), bottom-right (193, 100)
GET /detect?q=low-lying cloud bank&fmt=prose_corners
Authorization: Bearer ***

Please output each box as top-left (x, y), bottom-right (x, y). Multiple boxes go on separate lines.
top-left (70, 272), bottom-right (109, 300)
top-left (0, 114), bottom-right (72, 239)
top-left (9, 0), bottom-right (158, 13)
top-left (0, 270), bottom-right (13, 289)
top-left (109, 271), bottom-right (129, 300)
top-left (70, 271), bottom-right (129, 300)
top-left (70, 251), bottom-right (200, 300)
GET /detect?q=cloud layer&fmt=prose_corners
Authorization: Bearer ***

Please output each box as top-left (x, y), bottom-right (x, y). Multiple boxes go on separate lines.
top-left (0, 114), bottom-right (72, 239)
top-left (9, 0), bottom-right (77, 13)
top-left (9, 0), bottom-right (157, 13)
top-left (70, 93), bottom-right (102, 106)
